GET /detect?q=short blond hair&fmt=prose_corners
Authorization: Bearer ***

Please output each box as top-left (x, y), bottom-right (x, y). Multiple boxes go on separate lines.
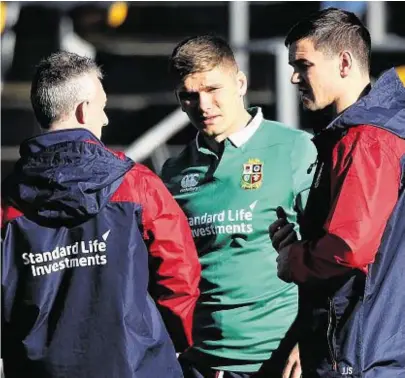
top-left (169, 34), bottom-right (237, 83)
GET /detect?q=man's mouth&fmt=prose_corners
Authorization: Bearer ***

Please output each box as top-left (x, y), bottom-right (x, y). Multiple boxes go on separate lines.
top-left (201, 115), bottom-right (219, 125)
top-left (299, 88), bottom-right (312, 100)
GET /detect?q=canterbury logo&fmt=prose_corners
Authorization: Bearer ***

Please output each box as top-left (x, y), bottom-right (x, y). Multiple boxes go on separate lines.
top-left (181, 174), bottom-right (199, 189)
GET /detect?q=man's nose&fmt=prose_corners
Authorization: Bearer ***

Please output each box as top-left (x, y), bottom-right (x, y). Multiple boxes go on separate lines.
top-left (198, 92), bottom-right (213, 112)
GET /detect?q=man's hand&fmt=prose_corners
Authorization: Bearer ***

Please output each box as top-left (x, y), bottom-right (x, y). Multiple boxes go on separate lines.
top-left (276, 245), bottom-right (293, 283)
top-left (269, 207), bottom-right (298, 251)
top-left (282, 344), bottom-right (301, 378)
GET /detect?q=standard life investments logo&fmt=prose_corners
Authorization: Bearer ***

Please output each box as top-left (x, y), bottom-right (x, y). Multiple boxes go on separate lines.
top-left (188, 201), bottom-right (258, 238)
top-left (22, 230), bottom-right (111, 277)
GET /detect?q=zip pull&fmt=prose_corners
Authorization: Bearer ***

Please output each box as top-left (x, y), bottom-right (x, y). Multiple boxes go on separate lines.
top-left (307, 159), bottom-right (318, 174)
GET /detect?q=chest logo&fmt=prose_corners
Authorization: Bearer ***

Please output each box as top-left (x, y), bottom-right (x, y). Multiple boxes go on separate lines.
top-left (241, 158), bottom-right (263, 190)
top-left (180, 173), bottom-right (200, 193)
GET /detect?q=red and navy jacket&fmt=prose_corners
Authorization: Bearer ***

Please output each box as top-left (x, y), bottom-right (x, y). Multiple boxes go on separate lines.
top-left (1, 128), bottom-right (200, 378)
top-left (287, 68), bottom-right (405, 377)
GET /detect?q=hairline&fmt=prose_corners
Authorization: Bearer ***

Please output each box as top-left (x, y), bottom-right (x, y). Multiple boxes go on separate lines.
top-left (173, 60), bottom-right (239, 89)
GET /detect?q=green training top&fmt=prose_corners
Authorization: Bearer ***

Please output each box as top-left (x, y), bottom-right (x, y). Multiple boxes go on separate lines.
top-left (161, 107), bottom-right (317, 372)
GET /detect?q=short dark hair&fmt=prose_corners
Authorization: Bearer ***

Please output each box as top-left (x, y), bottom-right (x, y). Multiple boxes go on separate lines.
top-left (169, 34), bottom-right (237, 84)
top-left (30, 51), bottom-right (103, 129)
top-left (285, 8), bottom-right (371, 73)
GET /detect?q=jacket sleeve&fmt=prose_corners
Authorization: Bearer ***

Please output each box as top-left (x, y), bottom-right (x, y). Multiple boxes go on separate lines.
top-left (140, 169), bottom-right (201, 352)
top-left (287, 127), bottom-right (401, 283)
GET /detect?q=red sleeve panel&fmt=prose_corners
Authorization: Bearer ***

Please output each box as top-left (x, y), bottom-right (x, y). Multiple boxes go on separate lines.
top-left (135, 165), bottom-right (201, 351)
top-left (288, 126), bottom-right (404, 283)
top-left (1, 200), bottom-right (24, 227)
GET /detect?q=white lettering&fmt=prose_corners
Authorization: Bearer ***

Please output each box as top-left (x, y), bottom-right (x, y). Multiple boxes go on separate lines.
top-left (23, 233), bottom-right (110, 277)
top-left (79, 257), bottom-right (88, 266)
top-left (22, 253), bottom-right (31, 265)
top-left (216, 225), bottom-right (226, 233)
top-left (72, 242), bottom-right (79, 254)
top-left (342, 367), bottom-right (353, 375)
top-left (81, 241), bottom-right (90, 253)
top-left (43, 264), bottom-right (52, 275)
top-left (201, 213), bottom-right (207, 224)
top-left (42, 251), bottom-right (52, 262)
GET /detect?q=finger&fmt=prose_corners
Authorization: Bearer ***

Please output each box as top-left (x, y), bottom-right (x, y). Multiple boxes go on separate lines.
top-left (282, 360), bottom-right (293, 378)
top-left (272, 224), bottom-right (295, 250)
top-left (278, 231), bottom-right (298, 250)
top-left (269, 218), bottom-right (289, 238)
top-left (291, 362), bottom-right (302, 378)
top-left (277, 266), bottom-right (293, 283)
top-left (276, 206), bottom-right (288, 220)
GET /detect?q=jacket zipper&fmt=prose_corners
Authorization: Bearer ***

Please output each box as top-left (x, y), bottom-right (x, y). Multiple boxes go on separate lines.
top-left (327, 298), bottom-right (338, 371)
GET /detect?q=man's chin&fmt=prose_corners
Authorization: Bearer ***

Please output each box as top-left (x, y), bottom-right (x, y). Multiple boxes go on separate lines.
top-left (199, 125), bottom-right (218, 136)
top-left (301, 100), bottom-right (320, 112)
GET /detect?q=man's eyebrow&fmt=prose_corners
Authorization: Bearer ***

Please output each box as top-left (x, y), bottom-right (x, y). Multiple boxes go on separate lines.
top-left (289, 58), bottom-right (312, 66)
top-left (177, 84), bottom-right (220, 93)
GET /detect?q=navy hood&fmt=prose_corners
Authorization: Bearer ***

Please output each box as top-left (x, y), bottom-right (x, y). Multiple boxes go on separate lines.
top-left (333, 67), bottom-right (405, 139)
top-left (2, 129), bottom-right (134, 226)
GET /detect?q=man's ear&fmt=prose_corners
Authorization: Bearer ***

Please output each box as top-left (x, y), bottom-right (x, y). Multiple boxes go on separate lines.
top-left (237, 70), bottom-right (248, 97)
top-left (339, 51), bottom-right (353, 78)
top-left (76, 101), bottom-right (88, 124)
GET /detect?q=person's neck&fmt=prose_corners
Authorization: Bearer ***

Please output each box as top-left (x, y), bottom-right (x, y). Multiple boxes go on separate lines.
top-left (202, 108), bottom-right (252, 154)
top-left (333, 76), bottom-right (371, 116)
top-left (212, 109), bottom-right (252, 144)
top-left (48, 120), bottom-right (79, 133)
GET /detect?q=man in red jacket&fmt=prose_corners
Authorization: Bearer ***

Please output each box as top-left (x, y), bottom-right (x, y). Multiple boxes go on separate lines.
top-left (269, 8), bottom-right (405, 377)
top-left (2, 51), bottom-right (200, 378)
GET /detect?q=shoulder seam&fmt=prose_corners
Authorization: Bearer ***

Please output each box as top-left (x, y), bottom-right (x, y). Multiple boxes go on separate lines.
top-left (2, 204), bottom-right (24, 227)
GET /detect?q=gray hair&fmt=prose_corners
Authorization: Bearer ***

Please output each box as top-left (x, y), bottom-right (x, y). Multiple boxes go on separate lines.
top-left (30, 51), bottom-right (103, 129)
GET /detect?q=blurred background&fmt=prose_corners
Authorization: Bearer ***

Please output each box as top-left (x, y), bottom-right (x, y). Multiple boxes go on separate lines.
top-left (1, 1), bottom-right (405, 177)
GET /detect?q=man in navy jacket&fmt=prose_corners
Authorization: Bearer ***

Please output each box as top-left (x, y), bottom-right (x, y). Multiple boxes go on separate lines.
top-left (270, 8), bottom-right (405, 378)
top-left (1, 51), bottom-right (201, 378)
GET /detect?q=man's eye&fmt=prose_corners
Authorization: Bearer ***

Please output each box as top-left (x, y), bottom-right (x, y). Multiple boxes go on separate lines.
top-left (178, 92), bottom-right (198, 102)
top-left (299, 62), bottom-right (312, 69)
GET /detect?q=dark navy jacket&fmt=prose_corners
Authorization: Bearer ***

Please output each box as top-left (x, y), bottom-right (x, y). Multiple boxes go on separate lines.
top-left (286, 68), bottom-right (405, 377)
top-left (1, 129), bottom-right (200, 378)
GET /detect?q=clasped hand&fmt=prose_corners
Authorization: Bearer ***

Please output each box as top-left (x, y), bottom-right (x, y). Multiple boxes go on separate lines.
top-left (268, 207), bottom-right (298, 283)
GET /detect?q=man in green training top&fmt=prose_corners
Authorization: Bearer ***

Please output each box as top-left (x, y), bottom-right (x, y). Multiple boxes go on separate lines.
top-left (161, 35), bottom-right (317, 378)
